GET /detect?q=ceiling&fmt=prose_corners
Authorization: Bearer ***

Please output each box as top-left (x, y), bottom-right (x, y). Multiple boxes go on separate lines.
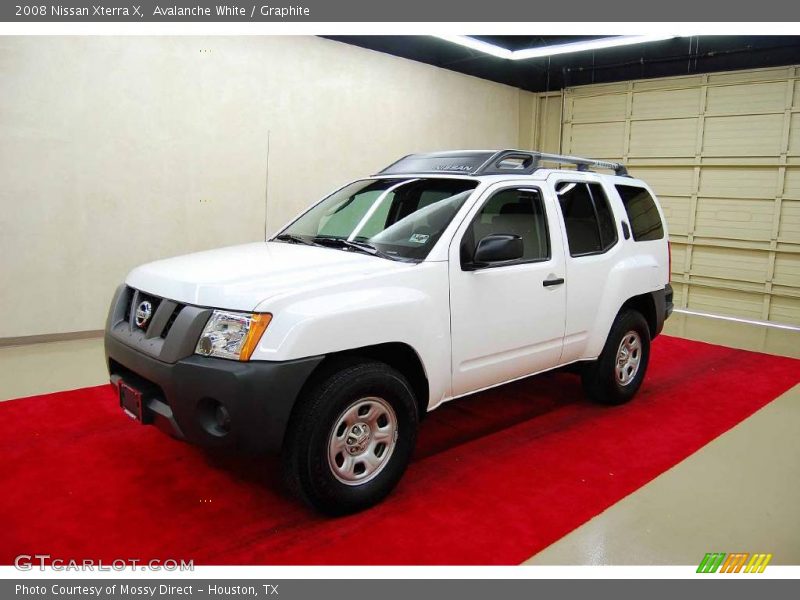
top-left (323, 36), bottom-right (800, 92)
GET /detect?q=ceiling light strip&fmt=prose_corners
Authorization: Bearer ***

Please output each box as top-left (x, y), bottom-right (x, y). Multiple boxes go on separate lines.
top-left (434, 34), bottom-right (678, 60)
top-left (434, 34), bottom-right (514, 59)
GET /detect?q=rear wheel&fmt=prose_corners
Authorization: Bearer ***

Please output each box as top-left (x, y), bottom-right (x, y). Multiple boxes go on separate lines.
top-left (581, 309), bottom-right (651, 405)
top-left (282, 359), bottom-right (418, 515)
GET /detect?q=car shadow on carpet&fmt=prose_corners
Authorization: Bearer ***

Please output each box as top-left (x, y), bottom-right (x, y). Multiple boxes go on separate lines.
top-left (196, 369), bottom-right (587, 492)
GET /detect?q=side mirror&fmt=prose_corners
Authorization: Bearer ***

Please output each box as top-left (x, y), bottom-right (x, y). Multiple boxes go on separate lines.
top-left (470, 234), bottom-right (524, 268)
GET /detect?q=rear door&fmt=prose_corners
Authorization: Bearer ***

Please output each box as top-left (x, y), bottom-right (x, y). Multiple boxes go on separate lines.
top-left (547, 174), bottom-right (622, 362)
top-left (448, 182), bottom-right (567, 397)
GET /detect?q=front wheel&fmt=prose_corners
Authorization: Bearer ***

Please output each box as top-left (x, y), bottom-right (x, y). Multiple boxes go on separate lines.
top-left (581, 309), bottom-right (651, 405)
top-left (282, 360), bottom-right (418, 515)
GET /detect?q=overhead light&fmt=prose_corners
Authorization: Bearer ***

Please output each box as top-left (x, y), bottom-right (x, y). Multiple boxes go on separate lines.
top-left (433, 35), bottom-right (678, 61)
top-left (513, 35), bottom-right (677, 59)
top-left (434, 34), bottom-right (514, 59)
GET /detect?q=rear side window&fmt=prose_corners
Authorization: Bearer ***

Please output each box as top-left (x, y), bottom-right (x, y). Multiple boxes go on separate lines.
top-left (556, 182), bottom-right (618, 256)
top-left (615, 185), bottom-right (664, 241)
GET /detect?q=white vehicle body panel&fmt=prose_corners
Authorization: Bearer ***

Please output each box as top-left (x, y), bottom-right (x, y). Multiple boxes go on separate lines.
top-left (251, 260), bottom-right (453, 408)
top-left (126, 242), bottom-right (405, 311)
top-left (545, 172), bottom-right (670, 362)
top-left (447, 179), bottom-right (567, 397)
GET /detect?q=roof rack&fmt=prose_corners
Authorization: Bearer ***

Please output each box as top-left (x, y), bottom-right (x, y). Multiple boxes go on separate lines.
top-left (376, 149), bottom-right (629, 177)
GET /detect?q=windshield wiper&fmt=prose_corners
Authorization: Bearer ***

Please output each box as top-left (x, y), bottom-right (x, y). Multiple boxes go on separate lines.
top-left (273, 233), bottom-right (316, 246)
top-left (312, 237), bottom-right (398, 261)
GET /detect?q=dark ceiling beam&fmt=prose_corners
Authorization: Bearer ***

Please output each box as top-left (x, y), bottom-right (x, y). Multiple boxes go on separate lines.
top-left (323, 35), bottom-right (800, 92)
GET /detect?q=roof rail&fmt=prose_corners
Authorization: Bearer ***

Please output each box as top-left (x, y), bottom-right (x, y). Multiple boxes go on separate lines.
top-left (479, 150), bottom-right (629, 177)
top-left (376, 149), bottom-right (628, 177)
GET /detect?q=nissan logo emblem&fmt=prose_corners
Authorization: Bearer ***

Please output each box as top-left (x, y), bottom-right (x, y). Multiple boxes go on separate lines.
top-left (135, 300), bottom-right (153, 328)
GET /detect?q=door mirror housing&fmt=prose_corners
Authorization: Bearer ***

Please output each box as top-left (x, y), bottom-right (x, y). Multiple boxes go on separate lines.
top-left (469, 234), bottom-right (524, 269)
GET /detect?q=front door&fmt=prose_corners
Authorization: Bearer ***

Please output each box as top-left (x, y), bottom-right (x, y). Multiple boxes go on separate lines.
top-left (449, 184), bottom-right (567, 397)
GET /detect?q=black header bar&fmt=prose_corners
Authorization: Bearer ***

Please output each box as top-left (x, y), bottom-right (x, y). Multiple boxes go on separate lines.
top-left (2, 0), bottom-right (799, 22)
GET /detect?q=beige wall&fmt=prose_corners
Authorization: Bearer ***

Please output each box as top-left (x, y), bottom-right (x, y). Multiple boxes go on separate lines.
top-left (533, 93), bottom-right (564, 155)
top-left (517, 91), bottom-right (562, 154)
top-left (0, 36), bottom-right (523, 338)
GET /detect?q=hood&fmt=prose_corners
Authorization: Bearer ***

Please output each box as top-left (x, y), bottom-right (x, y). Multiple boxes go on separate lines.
top-left (125, 242), bottom-right (405, 311)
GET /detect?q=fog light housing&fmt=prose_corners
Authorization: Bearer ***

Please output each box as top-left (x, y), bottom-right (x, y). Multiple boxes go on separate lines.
top-left (215, 404), bottom-right (231, 433)
top-left (197, 398), bottom-right (231, 438)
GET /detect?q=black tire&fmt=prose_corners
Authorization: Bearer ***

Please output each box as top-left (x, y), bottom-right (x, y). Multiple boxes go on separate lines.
top-left (581, 309), bottom-right (651, 405)
top-left (282, 359), bottom-right (418, 515)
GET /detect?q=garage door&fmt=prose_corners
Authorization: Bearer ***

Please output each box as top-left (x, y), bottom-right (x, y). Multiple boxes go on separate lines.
top-left (560, 65), bottom-right (800, 325)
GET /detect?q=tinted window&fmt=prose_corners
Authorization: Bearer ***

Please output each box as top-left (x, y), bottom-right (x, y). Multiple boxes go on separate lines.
top-left (317, 189), bottom-right (386, 238)
top-left (589, 183), bottom-right (618, 250)
top-left (462, 187), bottom-right (550, 265)
top-left (556, 182), bottom-right (617, 256)
top-left (616, 185), bottom-right (664, 241)
top-left (281, 178), bottom-right (477, 261)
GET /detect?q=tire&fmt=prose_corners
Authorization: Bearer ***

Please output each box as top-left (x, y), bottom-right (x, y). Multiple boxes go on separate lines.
top-left (282, 359), bottom-right (419, 515)
top-left (581, 309), bottom-right (651, 406)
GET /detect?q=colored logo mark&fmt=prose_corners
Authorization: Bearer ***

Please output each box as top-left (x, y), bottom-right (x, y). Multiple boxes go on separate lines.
top-left (697, 552), bottom-right (772, 573)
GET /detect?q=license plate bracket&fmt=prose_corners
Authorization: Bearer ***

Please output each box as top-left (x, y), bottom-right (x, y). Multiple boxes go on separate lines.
top-left (119, 381), bottom-right (148, 423)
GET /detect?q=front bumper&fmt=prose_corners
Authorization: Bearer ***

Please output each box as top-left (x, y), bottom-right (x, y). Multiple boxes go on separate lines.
top-left (105, 333), bottom-right (324, 453)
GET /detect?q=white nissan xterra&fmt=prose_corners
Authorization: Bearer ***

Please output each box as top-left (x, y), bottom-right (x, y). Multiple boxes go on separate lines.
top-left (105, 149), bottom-right (673, 514)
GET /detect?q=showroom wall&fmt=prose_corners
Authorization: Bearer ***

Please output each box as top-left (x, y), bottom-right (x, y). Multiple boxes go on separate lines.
top-left (0, 36), bottom-right (525, 339)
top-left (553, 65), bottom-right (800, 326)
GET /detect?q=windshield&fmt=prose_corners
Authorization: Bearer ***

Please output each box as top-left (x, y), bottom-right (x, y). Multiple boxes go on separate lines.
top-left (275, 178), bottom-right (478, 261)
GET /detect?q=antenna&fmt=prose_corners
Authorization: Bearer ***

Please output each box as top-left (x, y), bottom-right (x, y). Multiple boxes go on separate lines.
top-left (263, 130), bottom-right (271, 241)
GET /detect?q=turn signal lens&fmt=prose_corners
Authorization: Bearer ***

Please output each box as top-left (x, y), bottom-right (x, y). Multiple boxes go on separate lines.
top-left (239, 313), bottom-right (272, 362)
top-left (668, 241), bottom-right (672, 283)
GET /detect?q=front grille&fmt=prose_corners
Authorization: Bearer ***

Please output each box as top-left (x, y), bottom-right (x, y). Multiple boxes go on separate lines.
top-left (122, 287), bottom-right (135, 323)
top-left (161, 304), bottom-right (183, 339)
top-left (109, 284), bottom-right (211, 364)
top-left (122, 287), bottom-right (187, 338)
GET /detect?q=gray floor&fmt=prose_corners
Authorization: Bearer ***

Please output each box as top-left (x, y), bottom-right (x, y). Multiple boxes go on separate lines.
top-left (526, 383), bottom-right (800, 565)
top-left (528, 312), bottom-right (800, 565)
top-left (1, 312), bottom-right (798, 565)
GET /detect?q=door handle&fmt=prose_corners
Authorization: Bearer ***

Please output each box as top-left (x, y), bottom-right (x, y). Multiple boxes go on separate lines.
top-left (543, 277), bottom-right (565, 287)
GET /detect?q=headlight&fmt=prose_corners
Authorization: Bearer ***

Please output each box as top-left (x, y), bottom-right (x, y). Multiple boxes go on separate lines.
top-left (195, 311), bottom-right (272, 361)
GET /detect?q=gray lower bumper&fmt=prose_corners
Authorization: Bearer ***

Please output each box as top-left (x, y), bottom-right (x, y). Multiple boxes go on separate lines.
top-left (665, 283), bottom-right (674, 319)
top-left (105, 333), bottom-right (324, 453)
top-left (651, 283), bottom-right (674, 338)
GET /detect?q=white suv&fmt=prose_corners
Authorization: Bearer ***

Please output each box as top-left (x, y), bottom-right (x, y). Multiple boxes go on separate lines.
top-left (105, 150), bottom-right (673, 514)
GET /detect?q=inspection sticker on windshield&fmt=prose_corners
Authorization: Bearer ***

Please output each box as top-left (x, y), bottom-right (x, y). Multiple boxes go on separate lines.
top-left (409, 233), bottom-right (430, 244)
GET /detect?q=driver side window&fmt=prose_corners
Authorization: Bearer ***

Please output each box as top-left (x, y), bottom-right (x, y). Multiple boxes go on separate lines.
top-left (461, 187), bottom-right (550, 266)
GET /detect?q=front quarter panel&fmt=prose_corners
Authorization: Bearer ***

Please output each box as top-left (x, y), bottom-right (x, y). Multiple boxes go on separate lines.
top-left (250, 262), bottom-right (452, 407)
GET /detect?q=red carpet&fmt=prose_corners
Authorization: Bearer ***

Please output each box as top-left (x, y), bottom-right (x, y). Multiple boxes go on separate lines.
top-left (0, 336), bottom-right (798, 565)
